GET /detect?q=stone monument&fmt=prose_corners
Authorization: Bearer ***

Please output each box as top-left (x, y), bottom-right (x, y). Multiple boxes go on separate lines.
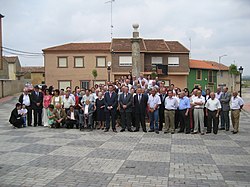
top-left (131, 24), bottom-right (141, 78)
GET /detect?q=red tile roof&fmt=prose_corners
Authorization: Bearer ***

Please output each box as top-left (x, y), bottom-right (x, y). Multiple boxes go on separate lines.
top-left (144, 39), bottom-right (170, 52)
top-left (21, 66), bottom-right (45, 73)
top-left (165, 41), bottom-right (189, 53)
top-left (111, 38), bottom-right (147, 52)
top-left (190, 59), bottom-right (229, 71)
top-left (43, 42), bottom-right (111, 52)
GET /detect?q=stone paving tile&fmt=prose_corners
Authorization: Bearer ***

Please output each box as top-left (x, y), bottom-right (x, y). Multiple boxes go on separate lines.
top-left (229, 135), bottom-right (250, 141)
top-left (128, 150), bottom-right (170, 162)
top-left (14, 143), bottom-right (60, 154)
top-left (225, 180), bottom-right (250, 187)
top-left (134, 143), bottom-right (171, 152)
top-left (100, 141), bottom-right (137, 150)
top-left (171, 138), bottom-right (204, 146)
top-left (27, 155), bottom-right (80, 169)
top-left (108, 174), bottom-right (168, 187)
top-left (139, 137), bottom-right (171, 145)
top-left (78, 133), bottom-right (113, 141)
top-left (201, 134), bottom-right (232, 140)
top-left (49, 146), bottom-right (94, 157)
top-left (108, 135), bottom-right (141, 143)
top-left (171, 145), bottom-right (209, 154)
top-left (117, 160), bottom-right (169, 177)
top-left (70, 158), bottom-right (124, 173)
top-left (67, 139), bottom-right (105, 148)
top-left (86, 148), bottom-right (132, 160)
top-left (169, 163), bottom-right (223, 180)
top-left (207, 146), bottom-right (249, 155)
top-left (46, 170), bottom-right (114, 187)
top-left (0, 142), bottom-right (29, 152)
top-left (170, 153), bottom-right (215, 164)
top-left (143, 132), bottom-right (169, 139)
top-left (203, 140), bottom-right (240, 147)
top-left (0, 130), bottom-right (31, 136)
top-left (50, 133), bottom-right (82, 139)
top-left (218, 165), bottom-right (250, 182)
top-left (211, 154), bottom-right (250, 166)
top-left (172, 134), bottom-right (201, 140)
top-left (243, 147), bottom-right (250, 154)
top-left (5, 136), bottom-right (44, 144)
top-left (24, 132), bottom-right (61, 138)
top-left (235, 140), bottom-right (250, 147)
top-left (36, 137), bottom-right (74, 146)
top-left (0, 166), bottom-right (64, 186)
top-left (0, 165), bottom-right (20, 177)
top-left (0, 152), bottom-right (42, 166)
top-left (168, 178), bottom-right (228, 187)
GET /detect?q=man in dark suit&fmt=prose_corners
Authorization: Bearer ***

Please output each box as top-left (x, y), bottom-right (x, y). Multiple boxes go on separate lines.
top-left (119, 86), bottom-right (133, 132)
top-left (19, 88), bottom-right (32, 126)
top-left (219, 87), bottom-right (231, 131)
top-left (159, 87), bottom-right (167, 131)
top-left (9, 103), bottom-right (23, 128)
top-left (66, 105), bottom-right (79, 129)
top-left (104, 84), bottom-right (118, 132)
top-left (30, 85), bottom-right (43, 126)
top-left (134, 87), bottom-right (148, 132)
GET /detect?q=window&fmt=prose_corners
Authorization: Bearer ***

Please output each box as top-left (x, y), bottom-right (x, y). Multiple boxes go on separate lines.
top-left (58, 81), bottom-right (71, 90)
top-left (151, 57), bottom-right (163, 65)
top-left (96, 57), bottom-right (106, 67)
top-left (94, 80), bottom-right (106, 86)
top-left (74, 57), bottom-right (84, 68)
top-left (81, 81), bottom-right (89, 89)
top-left (58, 57), bottom-right (68, 68)
top-left (168, 57), bottom-right (179, 66)
top-left (208, 70), bottom-right (214, 83)
top-left (119, 56), bottom-right (132, 66)
top-left (196, 70), bottom-right (202, 80)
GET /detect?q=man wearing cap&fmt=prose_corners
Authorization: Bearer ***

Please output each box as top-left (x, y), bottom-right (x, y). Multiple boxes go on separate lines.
top-left (30, 85), bottom-right (44, 126)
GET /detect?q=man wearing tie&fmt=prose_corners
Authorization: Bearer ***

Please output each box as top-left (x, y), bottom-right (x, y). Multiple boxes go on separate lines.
top-left (159, 87), bottom-right (167, 131)
top-left (134, 88), bottom-right (148, 132)
top-left (104, 84), bottom-right (118, 132)
top-left (119, 86), bottom-right (133, 132)
top-left (30, 85), bottom-right (43, 126)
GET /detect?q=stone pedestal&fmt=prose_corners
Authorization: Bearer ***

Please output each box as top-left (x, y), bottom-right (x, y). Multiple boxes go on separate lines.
top-left (131, 24), bottom-right (141, 78)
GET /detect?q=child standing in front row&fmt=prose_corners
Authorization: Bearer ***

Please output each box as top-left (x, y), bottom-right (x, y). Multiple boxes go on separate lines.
top-left (19, 104), bottom-right (28, 127)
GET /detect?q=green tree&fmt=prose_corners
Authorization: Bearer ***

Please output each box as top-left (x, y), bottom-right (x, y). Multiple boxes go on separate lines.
top-left (229, 64), bottom-right (239, 75)
top-left (151, 72), bottom-right (158, 79)
top-left (92, 69), bottom-right (98, 86)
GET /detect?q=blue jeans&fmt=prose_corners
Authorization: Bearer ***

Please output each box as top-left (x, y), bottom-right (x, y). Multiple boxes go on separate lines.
top-left (149, 109), bottom-right (159, 130)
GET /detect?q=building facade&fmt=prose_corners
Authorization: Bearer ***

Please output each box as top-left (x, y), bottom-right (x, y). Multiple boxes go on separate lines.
top-left (43, 38), bottom-right (190, 89)
top-left (0, 56), bottom-right (22, 80)
top-left (21, 66), bottom-right (45, 85)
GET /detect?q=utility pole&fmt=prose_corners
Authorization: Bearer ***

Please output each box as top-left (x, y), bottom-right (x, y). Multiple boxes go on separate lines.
top-left (0, 14), bottom-right (4, 70)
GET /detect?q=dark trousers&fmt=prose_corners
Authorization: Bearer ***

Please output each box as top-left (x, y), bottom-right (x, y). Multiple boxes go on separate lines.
top-left (26, 106), bottom-right (32, 126)
top-left (204, 108), bottom-right (208, 128)
top-left (13, 119), bottom-right (23, 128)
top-left (135, 113), bottom-right (146, 131)
top-left (179, 109), bottom-right (190, 133)
top-left (120, 112), bottom-right (132, 130)
top-left (33, 109), bottom-right (42, 126)
top-left (175, 110), bottom-right (180, 129)
top-left (207, 110), bottom-right (219, 133)
top-left (131, 107), bottom-right (136, 127)
top-left (66, 119), bottom-right (78, 129)
top-left (159, 108), bottom-right (164, 131)
top-left (221, 111), bottom-right (230, 130)
top-left (105, 109), bottom-right (116, 130)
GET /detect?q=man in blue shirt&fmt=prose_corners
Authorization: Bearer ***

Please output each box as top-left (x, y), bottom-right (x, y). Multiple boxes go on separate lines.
top-left (178, 91), bottom-right (191, 134)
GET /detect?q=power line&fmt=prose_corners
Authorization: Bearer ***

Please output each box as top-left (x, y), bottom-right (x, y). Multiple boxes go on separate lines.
top-left (2, 46), bottom-right (43, 55)
top-left (3, 50), bottom-right (43, 58)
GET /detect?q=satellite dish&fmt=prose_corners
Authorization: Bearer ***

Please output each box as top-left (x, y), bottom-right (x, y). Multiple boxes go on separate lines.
top-left (107, 61), bottom-right (112, 67)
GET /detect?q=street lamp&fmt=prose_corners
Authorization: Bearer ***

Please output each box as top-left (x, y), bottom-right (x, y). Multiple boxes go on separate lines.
top-left (238, 66), bottom-right (243, 97)
top-left (218, 54), bottom-right (227, 76)
top-left (107, 61), bottom-right (112, 82)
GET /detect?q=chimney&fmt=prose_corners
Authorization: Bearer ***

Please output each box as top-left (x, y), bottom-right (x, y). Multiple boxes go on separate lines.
top-left (0, 14), bottom-right (4, 70)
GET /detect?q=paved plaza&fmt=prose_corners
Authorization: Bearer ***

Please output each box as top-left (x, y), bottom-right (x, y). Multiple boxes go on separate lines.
top-left (0, 97), bottom-right (250, 187)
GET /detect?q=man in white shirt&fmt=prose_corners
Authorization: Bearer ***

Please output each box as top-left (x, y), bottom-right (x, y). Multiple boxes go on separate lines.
top-left (230, 91), bottom-right (244, 134)
top-left (147, 88), bottom-right (161, 134)
top-left (164, 90), bottom-right (179, 134)
top-left (205, 92), bottom-right (221, 134)
top-left (62, 92), bottom-right (75, 114)
top-left (192, 90), bottom-right (205, 135)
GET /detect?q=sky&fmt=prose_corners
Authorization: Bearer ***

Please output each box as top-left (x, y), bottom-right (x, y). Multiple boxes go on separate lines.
top-left (1, 0), bottom-right (250, 75)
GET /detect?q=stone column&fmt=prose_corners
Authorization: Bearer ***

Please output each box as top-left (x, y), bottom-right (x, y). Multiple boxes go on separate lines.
top-left (131, 24), bottom-right (141, 78)
top-left (0, 14), bottom-right (4, 70)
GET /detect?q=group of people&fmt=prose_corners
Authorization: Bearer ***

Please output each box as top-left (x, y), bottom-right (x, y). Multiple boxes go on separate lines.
top-left (9, 73), bottom-right (244, 135)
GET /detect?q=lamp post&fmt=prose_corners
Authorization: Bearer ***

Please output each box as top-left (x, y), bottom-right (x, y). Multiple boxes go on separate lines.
top-left (107, 61), bottom-right (111, 82)
top-left (218, 54), bottom-right (227, 76)
top-left (238, 66), bottom-right (243, 97)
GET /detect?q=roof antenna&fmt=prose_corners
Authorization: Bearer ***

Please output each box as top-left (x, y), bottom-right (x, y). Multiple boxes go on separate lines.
top-left (189, 37), bottom-right (192, 58)
top-left (105, 0), bottom-right (115, 39)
